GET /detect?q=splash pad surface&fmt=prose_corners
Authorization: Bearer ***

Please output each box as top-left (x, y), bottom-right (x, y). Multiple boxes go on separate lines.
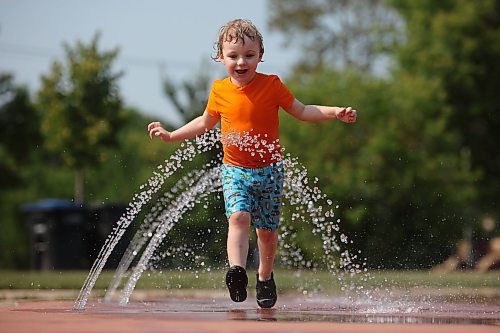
top-left (2, 291), bottom-right (499, 333)
top-left (9, 131), bottom-right (497, 332)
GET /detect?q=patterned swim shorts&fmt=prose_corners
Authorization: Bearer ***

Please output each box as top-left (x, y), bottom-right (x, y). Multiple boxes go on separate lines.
top-left (221, 162), bottom-right (284, 231)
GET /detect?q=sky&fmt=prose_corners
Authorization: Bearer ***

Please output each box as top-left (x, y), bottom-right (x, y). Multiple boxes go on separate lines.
top-left (0, 0), bottom-right (297, 125)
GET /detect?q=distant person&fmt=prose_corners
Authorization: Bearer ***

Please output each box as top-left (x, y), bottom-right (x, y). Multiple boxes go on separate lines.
top-left (433, 239), bottom-right (472, 273)
top-left (148, 19), bottom-right (357, 308)
top-left (472, 216), bottom-right (499, 266)
top-left (475, 237), bottom-right (500, 272)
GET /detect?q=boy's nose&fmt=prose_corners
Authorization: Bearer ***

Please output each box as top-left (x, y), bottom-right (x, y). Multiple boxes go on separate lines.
top-left (237, 57), bottom-right (246, 65)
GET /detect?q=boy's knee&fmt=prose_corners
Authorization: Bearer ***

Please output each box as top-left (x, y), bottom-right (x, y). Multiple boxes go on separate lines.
top-left (229, 211), bottom-right (251, 226)
top-left (257, 228), bottom-right (278, 242)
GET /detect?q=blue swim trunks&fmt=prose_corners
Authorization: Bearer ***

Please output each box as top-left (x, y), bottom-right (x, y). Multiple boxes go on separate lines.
top-left (221, 162), bottom-right (284, 231)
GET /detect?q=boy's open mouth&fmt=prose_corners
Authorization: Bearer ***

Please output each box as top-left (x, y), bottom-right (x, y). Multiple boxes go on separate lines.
top-left (235, 69), bottom-right (248, 75)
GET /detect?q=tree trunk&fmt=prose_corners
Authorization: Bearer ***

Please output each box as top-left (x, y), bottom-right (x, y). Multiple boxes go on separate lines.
top-left (74, 168), bottom-right (85, 203)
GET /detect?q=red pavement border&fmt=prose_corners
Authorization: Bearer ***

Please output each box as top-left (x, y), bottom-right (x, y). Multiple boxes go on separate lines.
top-left (1, 300), bottom-right (499, 333)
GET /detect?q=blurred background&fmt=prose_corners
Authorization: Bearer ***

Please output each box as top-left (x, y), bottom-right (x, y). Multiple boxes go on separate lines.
top-left (1, 0), bottom-right (499, 272)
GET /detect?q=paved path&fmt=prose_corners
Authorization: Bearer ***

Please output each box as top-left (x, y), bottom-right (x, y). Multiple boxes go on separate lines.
top-left (1, 295), bottom-right (498, 333)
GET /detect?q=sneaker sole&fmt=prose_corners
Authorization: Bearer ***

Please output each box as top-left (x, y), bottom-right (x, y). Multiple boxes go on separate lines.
top-left (225, 266), bottom-right (248, 302)
top-left (257, 297), bottom-right (277, 308)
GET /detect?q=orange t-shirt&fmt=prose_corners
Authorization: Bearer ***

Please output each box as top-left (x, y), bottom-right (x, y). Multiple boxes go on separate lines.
top-left (206, 73), bottom-right (295, 168)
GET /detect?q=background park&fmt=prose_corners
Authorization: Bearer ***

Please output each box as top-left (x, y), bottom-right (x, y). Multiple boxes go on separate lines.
top-left (0, 0), bottom-right (499, 299)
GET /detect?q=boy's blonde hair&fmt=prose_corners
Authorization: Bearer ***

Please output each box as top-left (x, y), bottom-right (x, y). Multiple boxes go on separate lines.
top-left (214, 19), bottom-right (264, 61)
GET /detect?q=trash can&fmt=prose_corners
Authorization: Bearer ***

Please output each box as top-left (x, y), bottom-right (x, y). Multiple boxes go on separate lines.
top-left (22, 199), bottom-right (89, 270)
top-left (88, 203), bottom-right (132, 268)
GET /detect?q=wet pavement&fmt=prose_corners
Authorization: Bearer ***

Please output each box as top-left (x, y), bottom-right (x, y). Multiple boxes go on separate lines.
top-left (1, 294), bottom-right (499, 333)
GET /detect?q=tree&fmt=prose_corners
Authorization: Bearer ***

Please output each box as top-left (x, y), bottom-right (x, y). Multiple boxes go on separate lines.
top-left (268, 0), bottom-right (495, 268)
top-left (0, 73), bottom-right (41, 268)
top-left (280, 66), bottom-right (478, 268)
top-left (268, 0), bottom-right (402, 74)
top-left (37, 33), bottom-right (124, 203)
top-left (389, 0), bottom-right (500, 219)
top-left (0, 74), bottom-right (41, 189)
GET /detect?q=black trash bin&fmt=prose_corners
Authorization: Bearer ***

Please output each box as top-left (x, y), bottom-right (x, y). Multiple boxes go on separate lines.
top-left (88, 203), bottom-right (132, 268)
top-left (22, 199), bottom-right (90, 270)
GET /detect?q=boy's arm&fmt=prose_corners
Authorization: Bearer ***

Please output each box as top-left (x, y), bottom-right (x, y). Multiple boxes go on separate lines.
top-left (148, 110), bottom-right (219, 142)
top-left (284, 99), bottom-right (357, 123)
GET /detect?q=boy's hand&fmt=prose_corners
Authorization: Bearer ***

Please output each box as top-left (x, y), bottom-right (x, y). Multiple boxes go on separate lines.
top-left (148, 121), bottom-right (172, 141)
top-left (336, 107), bottom-right (357, 123)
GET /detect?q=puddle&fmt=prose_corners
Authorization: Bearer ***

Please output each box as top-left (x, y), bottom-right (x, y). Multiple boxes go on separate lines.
top-left (67, 296), bottom-right (500, 326)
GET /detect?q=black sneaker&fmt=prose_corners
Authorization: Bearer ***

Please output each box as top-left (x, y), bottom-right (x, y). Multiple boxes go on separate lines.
top-left (225, 265), bottom-right (248, 302)
top-left (256, 272), bottom-right (277, 308)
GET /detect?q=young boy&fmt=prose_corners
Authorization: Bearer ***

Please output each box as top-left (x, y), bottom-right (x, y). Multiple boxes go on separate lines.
top-left (148, 19), bottom-right (357, 308)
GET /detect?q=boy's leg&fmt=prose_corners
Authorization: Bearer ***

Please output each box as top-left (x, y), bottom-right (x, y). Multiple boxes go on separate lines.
top-left (253, 163), bottom-right (282, 308)
top-left (221, 164), bottom-right (253, 302)
top-left (227, 211), bottom-right (251, 267)
top-left (255, 228), bottom-right (278, 280)
top-left (255, 228), bottom-right (278, 308)
top-left (225, 211), bottom-right (251, 302)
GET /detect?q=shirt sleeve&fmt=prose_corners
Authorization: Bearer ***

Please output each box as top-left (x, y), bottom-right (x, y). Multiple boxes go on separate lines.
top-left (274, 76), bottom-right (295, 110)
top-left (205, 81), bottom-right (219, 117)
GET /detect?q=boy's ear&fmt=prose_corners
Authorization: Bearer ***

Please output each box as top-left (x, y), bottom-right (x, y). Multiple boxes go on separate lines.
top-left (218, 55), bottom-right (225, 64)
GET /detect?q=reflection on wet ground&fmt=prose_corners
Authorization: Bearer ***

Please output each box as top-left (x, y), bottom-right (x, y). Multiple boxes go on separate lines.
top-left (76, 295), bottom-right (500, 326)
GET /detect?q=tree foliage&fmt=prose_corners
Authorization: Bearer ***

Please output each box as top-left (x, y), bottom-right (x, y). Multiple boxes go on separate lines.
top-left (37, 33), bottom-right (124, 202)
top-left (389, 0), bottom-right (500, 216)
top-left (0, 74), bottom-right (41, 268)
top-left (272, 0), bottom-right (495, 268)
top-left (0, 74), bottom-right (41, 189)
top-left (281, 67), bottom-right (478, 268)
top-left (269, 0), bottom-right (402, 73)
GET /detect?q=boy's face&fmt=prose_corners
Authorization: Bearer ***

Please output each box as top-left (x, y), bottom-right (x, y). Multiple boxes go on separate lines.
top-left (219, 36), bottom-right (261, 87)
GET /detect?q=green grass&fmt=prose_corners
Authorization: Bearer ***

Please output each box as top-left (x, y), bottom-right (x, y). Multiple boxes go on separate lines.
top-left (1, 269), bottom-right (498, 292)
